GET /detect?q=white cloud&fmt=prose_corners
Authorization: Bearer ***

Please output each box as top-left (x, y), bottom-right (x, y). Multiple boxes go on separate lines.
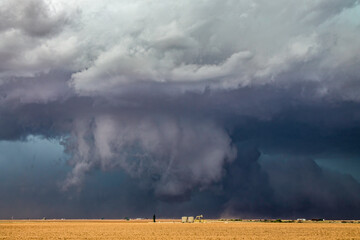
top-left (65, 0), bottom-right (360, 99)
top-left (1, 0), bottom-right (359, 99)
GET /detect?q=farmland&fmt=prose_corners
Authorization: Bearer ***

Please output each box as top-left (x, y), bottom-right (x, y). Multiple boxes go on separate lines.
top-left (1, 219), bottom-right (360, 239)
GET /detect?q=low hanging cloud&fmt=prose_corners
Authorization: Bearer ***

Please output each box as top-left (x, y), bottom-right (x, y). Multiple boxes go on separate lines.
top-left (63, 114), bottom-right (236, 201)
top-left (262, 157), bottom-right (360, 219)
top-left (1, 0), bottom-right (360, 218)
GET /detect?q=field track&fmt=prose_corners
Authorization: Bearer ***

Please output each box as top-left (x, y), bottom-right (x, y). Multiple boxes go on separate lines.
top-left (1, 219), bottom-right (360, 239)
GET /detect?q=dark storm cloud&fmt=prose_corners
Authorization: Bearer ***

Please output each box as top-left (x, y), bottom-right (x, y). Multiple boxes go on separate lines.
top-left (1, 0), bottom-right (360, 219)
top-left (262, 157), bottom-right (360, 219)
top-left (2, 82), bottom-right (360, 219)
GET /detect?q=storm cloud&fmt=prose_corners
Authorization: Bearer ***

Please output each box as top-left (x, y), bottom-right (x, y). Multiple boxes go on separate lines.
top-left (1, 0), bottom-right (360, 219)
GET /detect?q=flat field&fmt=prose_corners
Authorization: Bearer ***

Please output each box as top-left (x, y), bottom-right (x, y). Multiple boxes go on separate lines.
top-left (1, 219), bottom-right (360, 240)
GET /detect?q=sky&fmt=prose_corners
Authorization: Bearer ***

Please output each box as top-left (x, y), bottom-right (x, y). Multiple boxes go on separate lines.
top-left (1, 0), bottom-right (360, 219)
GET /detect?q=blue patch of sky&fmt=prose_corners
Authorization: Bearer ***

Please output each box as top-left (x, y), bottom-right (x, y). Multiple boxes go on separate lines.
top-left (259, 153), bottom-right (360, 182)
top-left (0, 135), bottom-right (70, 185)
top-left (314, 157), bottom-right (360, 182)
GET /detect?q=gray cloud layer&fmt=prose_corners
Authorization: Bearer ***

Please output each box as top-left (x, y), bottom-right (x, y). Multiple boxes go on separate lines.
top-left (1, 0), bottom-right (360, 219)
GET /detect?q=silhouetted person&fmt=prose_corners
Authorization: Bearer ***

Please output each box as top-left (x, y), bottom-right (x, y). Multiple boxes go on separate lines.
top-left (153, 214), bottom-right (156, 222)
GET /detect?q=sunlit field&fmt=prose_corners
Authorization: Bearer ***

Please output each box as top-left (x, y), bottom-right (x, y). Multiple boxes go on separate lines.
top-left (1, 219), bottom-right (360, 240)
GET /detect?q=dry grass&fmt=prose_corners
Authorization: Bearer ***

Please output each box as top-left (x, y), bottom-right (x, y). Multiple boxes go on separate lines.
top-left (1, 219), bottom-right (360, 239)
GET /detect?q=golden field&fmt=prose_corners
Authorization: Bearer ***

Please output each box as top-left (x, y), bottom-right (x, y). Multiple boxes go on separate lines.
top-left (1, 219), bottom-right (360, 240)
